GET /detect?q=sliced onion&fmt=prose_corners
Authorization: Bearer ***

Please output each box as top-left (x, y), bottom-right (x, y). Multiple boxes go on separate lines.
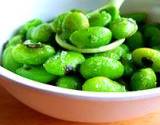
top-left (56, 34), bottom-right (125, 53)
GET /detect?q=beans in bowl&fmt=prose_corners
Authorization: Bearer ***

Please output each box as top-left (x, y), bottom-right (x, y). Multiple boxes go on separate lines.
top-left (2, 0), bottom-right (160, 92)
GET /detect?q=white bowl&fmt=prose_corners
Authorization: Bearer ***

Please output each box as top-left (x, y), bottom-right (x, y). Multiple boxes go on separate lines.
top-left (0, 0), bottom-right (160, 123)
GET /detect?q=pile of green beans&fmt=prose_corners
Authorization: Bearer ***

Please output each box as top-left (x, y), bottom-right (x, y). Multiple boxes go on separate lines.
top-left (2, 1), bottom-right (160, 92)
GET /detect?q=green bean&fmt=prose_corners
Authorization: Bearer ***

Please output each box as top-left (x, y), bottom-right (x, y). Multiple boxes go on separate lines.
top-left (62, 11), bottom-right (89, 39)
top-left (82, 76), bottom-right (126, 92)
top-left (44, 51), bottom-right (85, 75)
top-left (12, 43), bottom-right (55, 65)
top-left (56, 76), bottom-right (81, 90)
top-left (80, 56), bottom-right (124, 79)
top-left (27, 23), bottom-right (52, 43)
top-left (89, 11), bottom-right (111, 27)
top-left (16, 66), bottom-right (56, 83)
top-left (2, 47), bottom-right (22, 72)
top-left (70, 27), bottom-right (112, 48)
top-left (130, 68), bottom-right (157, 91)
top-left (110, 18), bottom-right (138, 39)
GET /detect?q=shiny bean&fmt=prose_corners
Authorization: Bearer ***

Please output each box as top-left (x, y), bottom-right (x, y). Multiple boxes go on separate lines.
top-left (70, 27), bottom-right (112, 48)
top-left (80, 56), bottom-right (124, 79)
top-left (2, 47), bottom-right (22, 72)
top-left (44, 51), bottom-right (85, 75)
top-left (12, 43), bottom-right (55, 65)
top-left (16, 66), bottom-right (56, 83)
top-left (27, 23), bottom-right (52, 43)
top-left (89, 11), bottom-right (111, 26)
top-left (56, 76), bottom-right (81, 90)
top-left (110, 18), bottom-right (138, 39)
top-left (62, 11), bottom-right (89, 39)
top-left (131, 68), bottom-right (157, 90)
top-left (82, 76), bottom-right (126, 92)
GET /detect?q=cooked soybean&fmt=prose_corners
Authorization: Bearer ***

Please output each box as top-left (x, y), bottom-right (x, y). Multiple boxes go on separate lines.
top-left (62, 11), bottom-right (89, 39)
top-left (110, 18), bottom-right (138, 39)
top-left (70, 27), bottom-right (112, 48)
top-left (56, 76), bottom-right (81, 90)
top-left (12, 43), bottom-right (55, 65)
top-left (2, 47), bottom-right (23, 72)
top-left (89, 11), bottom-right (111, 26)
top-left (16, 66), bottom-right (56, 83)
top-left (27, 23), bottom-right (52, 43)
top-left (131, 68), bottom-right (157, 90)
top-left (82, 76), bottom-right (126, 92)
top-left (80, 56), bottom-right (124, 79)
top-left (44, 51), bottom-right (85, 76)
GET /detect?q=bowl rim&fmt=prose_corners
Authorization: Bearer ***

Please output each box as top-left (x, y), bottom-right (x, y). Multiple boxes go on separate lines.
top-left (1, 66), bottom-right (160, 101)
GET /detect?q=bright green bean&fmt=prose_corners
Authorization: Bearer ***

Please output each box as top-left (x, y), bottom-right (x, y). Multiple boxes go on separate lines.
top-left (70, 27), bottom-right (112, 48)
top-left (16, 66), bottom-right (56, 83)
top-left (110, 18), bottom-right (138, 39)
top-left (44, 51), bottom-right (85, 75)
top-left (56, 76), bottom-right (81, 90)
top-left (131, 68), bottom-right (157, 90)
top-left (2, 47), bottom-right (22, 72)
top-left (82, 76), bottom-right (126, 92)
top-left (80, 56), bottom-right (124, 79)
top-left (12, 43), bottom-right (55, 65)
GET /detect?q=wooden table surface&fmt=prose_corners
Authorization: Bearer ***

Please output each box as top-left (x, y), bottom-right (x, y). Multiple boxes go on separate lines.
top-left (0, 84), bottom-right (160, 125)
